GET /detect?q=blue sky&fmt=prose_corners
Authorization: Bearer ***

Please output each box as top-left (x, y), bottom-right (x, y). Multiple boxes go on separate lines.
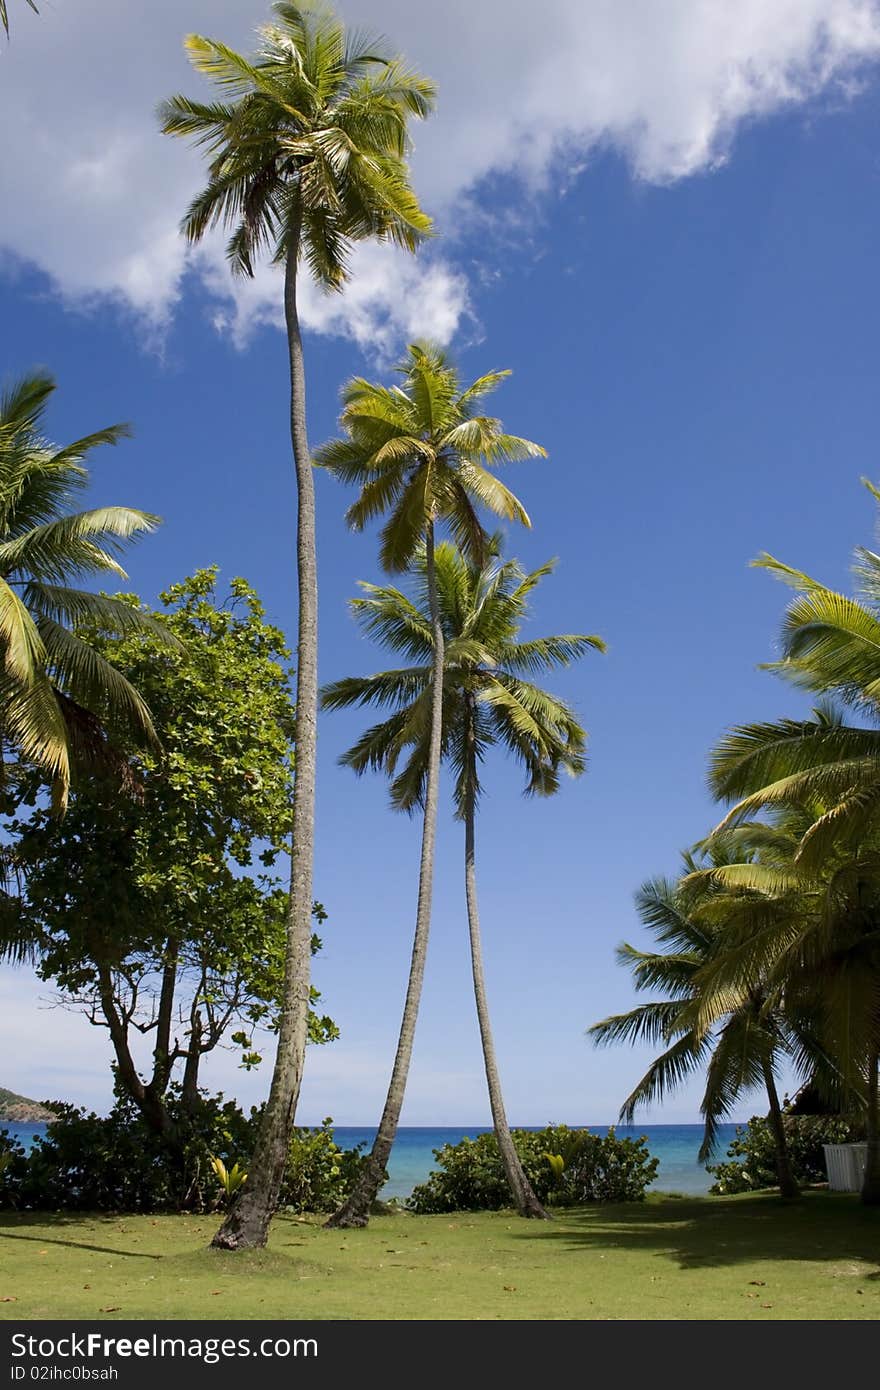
top-left (2, 1), bottom-right (880, 1127)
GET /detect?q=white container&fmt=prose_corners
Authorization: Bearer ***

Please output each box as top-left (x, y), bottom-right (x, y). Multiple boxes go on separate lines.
top-left (823, 1142), bottom-right (868, 1192)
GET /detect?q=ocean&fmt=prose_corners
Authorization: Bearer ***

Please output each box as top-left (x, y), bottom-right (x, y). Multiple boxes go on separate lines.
top-left (4, 1121), bottom-right (736, 1198)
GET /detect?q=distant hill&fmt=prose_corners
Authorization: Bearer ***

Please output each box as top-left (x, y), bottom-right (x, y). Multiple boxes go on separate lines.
top-left (0, 1088), bottom-right (55, 1122)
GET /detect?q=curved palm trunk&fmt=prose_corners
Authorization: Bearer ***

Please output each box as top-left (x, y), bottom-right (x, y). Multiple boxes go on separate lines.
top-left (861, 1049), bottom-right (880, 1205)
top-left (213, 221), bottom-right (318, 1251)
top-left (464, 783), bottom-right (548, 1219)
top-left (761, 1058), bottom-right (800, 1201)
top-left (326, 523), bottom-right (445, 1229)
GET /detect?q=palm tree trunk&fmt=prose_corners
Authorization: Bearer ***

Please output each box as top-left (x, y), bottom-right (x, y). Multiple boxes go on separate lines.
top-left (860, 1049), bottom-right (880, 1205)
top-left (761, 1058), bottom-right (800, 1201)
top-left (213, 216), bottom-right (318, 1251)
top-left (326, 522), bottom-right (445, 1229)
top-left (464, 778), bottom-right (548, 1219)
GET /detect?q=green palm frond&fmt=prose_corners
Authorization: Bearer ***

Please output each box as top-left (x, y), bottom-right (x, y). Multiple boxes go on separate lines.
top-left (321, 345), bottom-right (544, 575)
top-left (619, 1033), bottom-right (712, 1125)
top-left (699, 1009), bottom-right (772, 1160)
top-left (37, 619), bottom-right (157, 749)
top-left (0, 506), bottom-right (159, 583)
top-left (0, 0), bottom-right (38, 38)
top-left (323, 537), bottom-right (601, 818)
top-left (0, 373), bottom-right (164, 803)
top-left (320, 667), bottom-right (429, 711)
top-left (588, 999), bottom-right (689, 1049)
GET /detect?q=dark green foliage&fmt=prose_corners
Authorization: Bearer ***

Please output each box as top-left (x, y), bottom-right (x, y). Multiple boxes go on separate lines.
top-left (0, 1096), bottom-right (369, 1214)
top-left (707, 1113), bottom-right (865, 1194)
top-left (0, 1091), bottom-right (255, 1213)
top-left (2, 571), bottom-right (337, 1128)
top-left (407, 1125), bottom-right (658, 1213)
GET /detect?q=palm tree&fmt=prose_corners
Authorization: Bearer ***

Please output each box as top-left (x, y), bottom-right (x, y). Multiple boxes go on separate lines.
top-left (0, 372), bottom-right (165, 809)
top-left (318, 344), bottom-right (545, 1226)
top-left (709, 487), bottom-right (880, 1202)
top-left (1, 0), bottom-right (38, 38)
top-left (321, 540), bottom-right (604, 1218)
top-left (694, 805), bottom-right (880, 1203)
top-left (160, 1), bottom-right (435, 1250)
top-left (589, 844), bottom-right (808, 1199)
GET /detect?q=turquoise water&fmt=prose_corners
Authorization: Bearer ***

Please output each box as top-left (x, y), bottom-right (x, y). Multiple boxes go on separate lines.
top-left (3, 1121), bottom-right (735, 1198)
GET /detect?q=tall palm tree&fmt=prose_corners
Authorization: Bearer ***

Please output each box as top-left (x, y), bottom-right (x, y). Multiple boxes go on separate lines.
top-left (160, 1), bottom-right (435, 1250)
top-left (589, 844), bottom-right (811, 1199)
top-left (321, 540), bottom-right (604, 1218)
top-left (0, 372), bottom-right (165, 809)
top-left (709, 486), bottom-right (880, 1202)
top-left (318, 344), bottom-right (545, 1226)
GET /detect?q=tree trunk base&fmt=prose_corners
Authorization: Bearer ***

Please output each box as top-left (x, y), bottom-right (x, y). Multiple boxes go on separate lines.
top-left (517, 1193), bottom-right (552, 1219)
top-left (324, 1206), bottom-right (369, 1230)
top-left (210, 1192), bottom-right (272, 1251)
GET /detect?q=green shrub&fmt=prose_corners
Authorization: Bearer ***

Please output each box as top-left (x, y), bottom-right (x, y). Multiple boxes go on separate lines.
top-left (407, 1125), bottom-right (658, 1213)
top-left (0, 1095), bottom-right (367, 1214)
top-left (707, 1114), bottom-right (865, 1195)
top-left (279, 1118), bottom-right (372, 1214)
top-left (0, 1090), bottom-right (256, 1213)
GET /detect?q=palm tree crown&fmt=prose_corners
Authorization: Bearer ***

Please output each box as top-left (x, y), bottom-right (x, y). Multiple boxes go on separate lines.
top-left (160, 1), bottom-right (435, 283)
top-left (711, 485), bottom-right (880, 869)
top-left (0, 373), bottom-right (165, 806)
top-left (316, 343), bottom-right (546, 572)
top-left (590, 841), bottom-right (822, 1166)
top-left (322, 539), bottom-right (603, 808)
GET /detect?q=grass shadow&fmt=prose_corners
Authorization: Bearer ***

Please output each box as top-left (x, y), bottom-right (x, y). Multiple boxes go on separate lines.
top-left (0, 1229), bottom-right (161, 1260)
top-left (522, 1192), bottom-right (880, 1274)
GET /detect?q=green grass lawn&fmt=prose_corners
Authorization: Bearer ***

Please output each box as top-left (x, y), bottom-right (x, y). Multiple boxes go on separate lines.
top-left (1, 1192), bottom-right (878, 1321)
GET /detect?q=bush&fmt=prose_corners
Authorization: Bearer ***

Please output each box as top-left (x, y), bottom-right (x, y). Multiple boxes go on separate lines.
top-left (0, 1094), bottom-right (368, 1214)
top-left (280, 1118), bottom-right (372, 1214)
top-left (706, 1114), bottom-right (865, 1195)
top-left (0, 1090), bottom-right (257, 1213)
top-left (407, 1125), bottom-right (658, 1213)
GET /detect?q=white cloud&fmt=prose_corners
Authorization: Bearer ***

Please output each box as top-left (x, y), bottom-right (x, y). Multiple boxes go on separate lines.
top-left (1, 0), bottom-right (879, 347)
top-left (199, 239), bottom-right (470, 356)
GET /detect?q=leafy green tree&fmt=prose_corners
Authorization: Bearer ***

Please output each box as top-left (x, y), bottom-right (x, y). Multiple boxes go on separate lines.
top-left (709, 486), bottom-right (880, 1202)
top-left (0, 373), bottom-right (166, 809)
top-left (589, 843), bottom-right (813, 1199)
top-left (160, 0), bottom-right (435, 1250)
top-left (318, 346), bottom-right (544, 1226)
top-left (2, 571), bottom-right (336, 1142)
top-left (322, 540), bottom-right (603, 1218)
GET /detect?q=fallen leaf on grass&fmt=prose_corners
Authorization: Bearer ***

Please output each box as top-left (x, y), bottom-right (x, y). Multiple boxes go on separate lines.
top-left (761, 1304), bottom-right (773, 1309)
top-left (99, 1307), bottom-right (121, 1313)
top-left (748, 1280), bottom-right (766, 1287)
top-left (503, 1286), bottom-right (517, 1292)
top-left (211, 1291), bottom-right (223, 1296)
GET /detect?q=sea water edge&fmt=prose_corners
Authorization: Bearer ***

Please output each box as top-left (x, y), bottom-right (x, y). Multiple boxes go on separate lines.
top-left (3, 1121), bottom-right (735, 1199)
